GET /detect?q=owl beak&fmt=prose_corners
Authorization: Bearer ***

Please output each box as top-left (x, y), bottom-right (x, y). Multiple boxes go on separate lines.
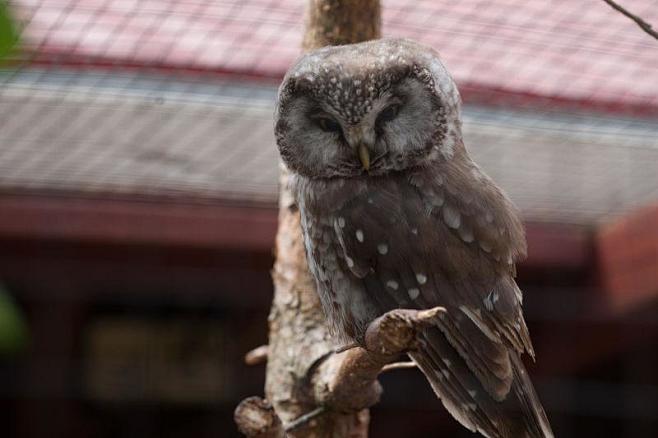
top-left (357, 143), bottom-right (371, 171)
top-left (346, 126), bottom-right (373, 171)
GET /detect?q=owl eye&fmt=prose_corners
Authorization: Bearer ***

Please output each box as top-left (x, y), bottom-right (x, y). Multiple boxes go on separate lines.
top-left (376, 104), bottom-right (400, 126)
top-left (315, 117), bottom-right (342, 133)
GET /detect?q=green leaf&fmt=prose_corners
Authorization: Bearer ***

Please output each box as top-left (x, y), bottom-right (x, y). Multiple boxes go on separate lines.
top-left (0, 0), bottom-right (20, 61)
top-left (0, 285), bottom-right (28, 355)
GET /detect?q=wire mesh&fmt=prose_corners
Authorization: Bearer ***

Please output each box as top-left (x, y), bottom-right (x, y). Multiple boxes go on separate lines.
top-left (1, 0), bottom-right (657, 223)
top-left (1, 2), bottom-right (658, 437)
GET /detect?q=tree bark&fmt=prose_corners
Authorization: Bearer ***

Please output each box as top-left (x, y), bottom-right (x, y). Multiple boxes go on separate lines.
top-left (263, 165), bottom-right (373, 437)
top-left (267, 2), bottom-right (381, 436)
top-left (237, 2), bottom-right (382, 437)
top-left (302, 0), bottom-right (381, 51)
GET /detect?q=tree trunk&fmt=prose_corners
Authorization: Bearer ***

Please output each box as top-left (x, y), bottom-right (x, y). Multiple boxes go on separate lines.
top-left (266, 2), bottom-right (380, 437)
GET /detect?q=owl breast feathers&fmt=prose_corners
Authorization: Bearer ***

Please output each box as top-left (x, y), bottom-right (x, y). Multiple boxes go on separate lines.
top-left (275, 38), bottom-right (553, 438)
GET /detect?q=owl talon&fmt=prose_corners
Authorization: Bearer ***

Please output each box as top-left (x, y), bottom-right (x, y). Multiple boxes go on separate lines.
top-left (381, 361), bottom-right (417, 373)
top-left (333, 342), bottom-right (360, 354)
top-left (284, 406), bottom-right (327, 433)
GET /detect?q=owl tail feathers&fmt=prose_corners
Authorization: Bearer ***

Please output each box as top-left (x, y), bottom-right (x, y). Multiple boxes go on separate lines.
top-left (408, 329), bottom-right (553, 438)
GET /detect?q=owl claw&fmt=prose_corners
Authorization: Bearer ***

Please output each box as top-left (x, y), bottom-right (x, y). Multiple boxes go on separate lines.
top-left (284, 406), bottom-right (327, 433)
top-left (381, 361), bottom-right (417, 373)
top-left (333, 342), bottom-right (360, 354)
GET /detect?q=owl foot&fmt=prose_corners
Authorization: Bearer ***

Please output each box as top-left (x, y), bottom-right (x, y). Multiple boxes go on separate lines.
top-left (380, 361), bottom-right (417, 373)
top-left (284, 406), bottom-right (327, 433)
top-left (333, 342), bottom-right (360, 354)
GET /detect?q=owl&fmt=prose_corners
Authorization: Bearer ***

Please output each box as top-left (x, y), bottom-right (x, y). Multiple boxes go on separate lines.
top-left (274, 38), bottom-right (553, 438)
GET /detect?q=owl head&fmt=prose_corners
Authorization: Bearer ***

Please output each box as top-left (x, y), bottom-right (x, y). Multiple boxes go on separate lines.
top-left (275, 38), bottom-right (463, 179)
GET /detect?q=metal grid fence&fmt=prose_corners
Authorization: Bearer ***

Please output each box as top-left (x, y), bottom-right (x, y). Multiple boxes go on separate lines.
top-left (1, 0), bottom-right (657, 224)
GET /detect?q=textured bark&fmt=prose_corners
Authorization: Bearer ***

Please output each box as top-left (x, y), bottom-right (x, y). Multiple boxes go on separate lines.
top-left (236, 2), bottom-right (382, 437)
top-left (267, 3), bottom-right (381, 436)
top-left (235, 397), bottom-right (284, 438)
top-left (302, 0), bottom-right (381, 50)
top-left (263, 165), bottom-right (373, 437)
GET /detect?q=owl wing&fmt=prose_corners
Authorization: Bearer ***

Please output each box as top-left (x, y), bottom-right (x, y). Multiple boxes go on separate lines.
top-left (330, 170), bottom-right (551, 437)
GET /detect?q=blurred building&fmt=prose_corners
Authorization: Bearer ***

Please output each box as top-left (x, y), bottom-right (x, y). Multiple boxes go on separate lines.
top-left (0, 1), bottom-right (657, 437)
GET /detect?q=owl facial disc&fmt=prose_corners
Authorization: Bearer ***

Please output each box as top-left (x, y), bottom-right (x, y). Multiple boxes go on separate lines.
top-left (275, 38), bottom-right (463, 179)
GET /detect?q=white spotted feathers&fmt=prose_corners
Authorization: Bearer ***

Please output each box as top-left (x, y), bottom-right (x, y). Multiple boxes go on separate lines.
top-left (281, 38), bottom-right (551, 438)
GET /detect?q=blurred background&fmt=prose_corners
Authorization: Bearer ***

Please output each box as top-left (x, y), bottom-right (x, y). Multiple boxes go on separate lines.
top-left (0, 0), bottom-right (657, 436)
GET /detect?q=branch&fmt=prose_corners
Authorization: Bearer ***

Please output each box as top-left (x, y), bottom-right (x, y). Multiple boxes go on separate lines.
top-left (310, 307), bottom-right (445, 414)
top-left (601, 0), bottom-right (658, 40)
top-left (234, 397), bottom-right (285, 438)
top-left (245, 345), bottom-right (269, 366)
top-left (235, 306), bottom-right (445, 436)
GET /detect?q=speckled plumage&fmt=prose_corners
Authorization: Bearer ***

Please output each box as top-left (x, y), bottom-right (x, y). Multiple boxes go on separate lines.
top-left (275, 38), bottom-right (553, 438)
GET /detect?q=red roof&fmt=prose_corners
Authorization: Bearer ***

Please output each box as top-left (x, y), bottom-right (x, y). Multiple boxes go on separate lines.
top-left (13, 0), bottom-right (658, 114)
